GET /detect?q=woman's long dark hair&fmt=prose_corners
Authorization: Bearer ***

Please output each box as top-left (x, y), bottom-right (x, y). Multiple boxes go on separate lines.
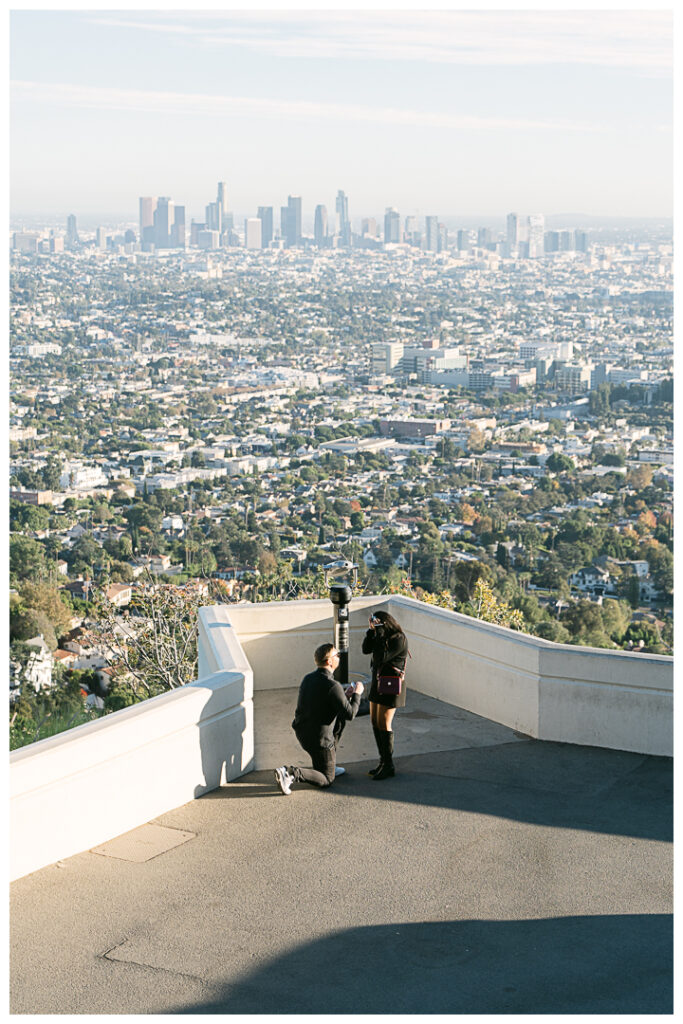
top-left (373, 610), bottom-right (404, 636)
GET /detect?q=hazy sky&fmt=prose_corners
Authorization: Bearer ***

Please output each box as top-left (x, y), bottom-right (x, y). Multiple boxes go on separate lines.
top-left (10, 6), bottom-right (673, 222)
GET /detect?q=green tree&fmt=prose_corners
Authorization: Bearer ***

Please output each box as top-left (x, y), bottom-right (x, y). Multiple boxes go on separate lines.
top-left (10, 535), bottom-right (46, 581)
top-left (92, 503), bottom-right (113, 524)
top-left (10, 672), bottom-right (101, 750)
top-left (186, 548), bottom-right (218, 577)
top-left (41, 455), bottom-right (63, 490)
top-left (108, 560), bottom-right (134, 582)
top-left (600, 599), bottom-right (631, 642)
top-left (562, 600), bottom-right (615, 648)
top-left (623, 622), bottom-right (661, 651)
top-left (123, 503), bottom-right (164, 549)
top-left (462, 579), bottom-right (524, 630)
top-left (67, 533), bottom-right (102, 575)
top-left (641, 542), bottom-right (673, 597)
top-left (589, 383), bottom-right (612, 416)
top-left (534, 621), bottom-right (572, 644)
top-left (496, 542), bottom-right (511, 570)
top-left (601, 450), bottom-right (626, 467)
top-left (533, 554), bottom-right (568, 593)
top-left (619, 575), bottom-right (642, 609)
top-left (10, 610), bottom-right (57, 650)
top-left (450, 559), bottom-right (490, 603)
top-left (546, 452), bottom-right (574, 474)
top-left (10, 502), bottom-right (51, 532)
top-left (13, 582), bottom-right (72, 638)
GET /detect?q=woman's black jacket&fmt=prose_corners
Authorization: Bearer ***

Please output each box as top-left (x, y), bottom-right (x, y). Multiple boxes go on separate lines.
top-left (361, 625), bottom-right (409, 682)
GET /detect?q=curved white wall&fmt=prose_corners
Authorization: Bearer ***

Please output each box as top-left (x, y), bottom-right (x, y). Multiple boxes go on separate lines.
top-left (385, 595), bottom-right (673, 757)
top-left (222, 594), bottom-right (672, 757)
top-left (10, 607), bottom-right (253, 882)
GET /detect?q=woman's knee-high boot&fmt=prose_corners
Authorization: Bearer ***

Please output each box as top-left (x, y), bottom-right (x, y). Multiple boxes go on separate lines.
top-left (368, 725), bottom-right (384, 776)
top-left (372, 731), bottom-right (395, 780)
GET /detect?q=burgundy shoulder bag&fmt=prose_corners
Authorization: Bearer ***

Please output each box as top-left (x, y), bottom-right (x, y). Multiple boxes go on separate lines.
top-left (377, 669), bottom-right (404, 696)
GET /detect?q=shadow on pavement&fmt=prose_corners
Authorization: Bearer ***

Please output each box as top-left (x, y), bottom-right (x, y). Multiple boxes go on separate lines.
top-left (170, 913), bottom-right (672, 1014)
top-left (209, 740), bottom-right (673, 843)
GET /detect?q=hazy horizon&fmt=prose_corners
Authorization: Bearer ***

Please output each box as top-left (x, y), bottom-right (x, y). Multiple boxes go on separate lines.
top-left (11, 10), bottom-right (672, 220)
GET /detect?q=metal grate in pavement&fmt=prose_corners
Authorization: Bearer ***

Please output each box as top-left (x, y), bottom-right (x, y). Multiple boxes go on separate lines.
top-left (90, 823), bottom-right (196, 863)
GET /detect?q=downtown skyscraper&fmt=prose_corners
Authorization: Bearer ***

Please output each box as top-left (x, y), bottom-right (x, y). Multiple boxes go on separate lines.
top-left (280, 195), bottom-right (302, 247)
top-left (66, 214), bottom-right (79, 247)
top-left (507, 212), bottom-right (519, 248)
top-left (314, 204), bottom-right (328, 247)
top-left (245, 218), bottom-right (262, 250)
top-left (384, 208), bottom-right (400, 244)
top-left (138, 196), bottom-right (186, 250)
top-left (528, 214), bottom-right (545, 258)
top-left (336, 190), bottom-right (350, 246)
top-left (154, 197), bottom-right (174, 248)
top-left (139, 196), bottom-right (156, 248)
top-left (257, 206), bottom-right (273, 248)
top-left (424, 215), bottom-right (439, 252)
top-left (217, 181), bottom-right (228, 220)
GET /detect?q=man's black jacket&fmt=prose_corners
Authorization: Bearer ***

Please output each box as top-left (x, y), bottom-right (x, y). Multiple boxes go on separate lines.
top-left (292, 666), bottom-right (361, 749)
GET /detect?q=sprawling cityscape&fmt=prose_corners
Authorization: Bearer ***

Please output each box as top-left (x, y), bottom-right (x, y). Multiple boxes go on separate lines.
top-left (9, 181), bottom-right (673, 745)
top-left (9, 7), bottom-right (674, 1014)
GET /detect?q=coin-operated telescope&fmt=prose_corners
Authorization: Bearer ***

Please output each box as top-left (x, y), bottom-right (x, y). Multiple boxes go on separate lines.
top-left (323, 559), bottom-right (359, 689)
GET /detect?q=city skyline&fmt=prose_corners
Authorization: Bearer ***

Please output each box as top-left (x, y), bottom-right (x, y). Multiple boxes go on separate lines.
top-left (14, 185), bottom-right (603, 256)
top-left (10, 8), bottom-right (672, 218)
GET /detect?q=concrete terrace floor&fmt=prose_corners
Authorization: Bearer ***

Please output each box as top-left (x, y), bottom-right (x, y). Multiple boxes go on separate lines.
top-left (10, 690), bottom-right (673, 1015)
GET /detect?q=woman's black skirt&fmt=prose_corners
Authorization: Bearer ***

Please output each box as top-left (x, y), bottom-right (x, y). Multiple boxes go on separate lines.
top-left (368, 675), bottom-right (407, 709)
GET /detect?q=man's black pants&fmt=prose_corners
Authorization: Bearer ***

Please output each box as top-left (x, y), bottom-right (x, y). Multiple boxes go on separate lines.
top-left (291, 735), bottom-right (336, 788)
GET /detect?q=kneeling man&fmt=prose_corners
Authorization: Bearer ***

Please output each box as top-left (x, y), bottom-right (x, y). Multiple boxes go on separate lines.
top-left (274, 643), bottom-right (364, 795)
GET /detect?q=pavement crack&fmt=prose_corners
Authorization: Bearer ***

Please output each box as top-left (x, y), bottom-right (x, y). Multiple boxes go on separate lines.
top-left (99, 940), bottom-right (128, 959)
top-left (98, 941), bottom-right (205, 985)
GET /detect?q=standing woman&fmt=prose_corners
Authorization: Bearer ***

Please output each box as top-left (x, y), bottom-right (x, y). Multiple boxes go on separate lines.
top-left (362, 610), bottom-right (409, 780)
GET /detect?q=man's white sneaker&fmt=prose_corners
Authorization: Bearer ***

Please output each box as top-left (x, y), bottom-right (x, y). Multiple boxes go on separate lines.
top-left (274, 766), bottom-right (293, 795)
top-left (334, 766), bottom-right (346, 776)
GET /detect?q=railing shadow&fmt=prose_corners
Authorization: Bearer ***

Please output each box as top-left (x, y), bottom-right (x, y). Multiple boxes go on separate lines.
top-left (168, 913), bottom-right (672, 1014)
top-left (217, 740), bottom-right (672, 843)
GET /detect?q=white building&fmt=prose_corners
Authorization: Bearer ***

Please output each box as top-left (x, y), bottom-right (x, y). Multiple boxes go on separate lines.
top-left (11, 638), bottom-right (54, 695)
top-left (245, 218), bottom-right (262, 250)
top-left (59, 462), bottom-right (109, 491)
top-left (638, 449), bottom-right (673, 466)
top-left (15, 343), bottom-right (62, 357)
top-left (371, 342), bottom-right (404, 377)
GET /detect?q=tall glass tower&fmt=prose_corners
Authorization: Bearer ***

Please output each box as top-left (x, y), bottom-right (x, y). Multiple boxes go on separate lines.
top-left (384, 208), bottom-right (400, 244)
top-left (314, 205), bottom-right (328, 247)
top-left (257, 206), bottom-right (273, 248)
top-left (66, 214), bottom-right (79, 246)
top-left (424, 215), bottom-right (439, 252)
top-left (286, 195), bottom-right (302, 247)
top-left (217, 182), bottom-right (228, 218)
top-left (139, 196), bottom-right (156, 248)
top-left (154, 198), bottom-right (174, 249)
top-left (506, 212), bottom-right (519, 248)
top-left (527, 214), bottom-right (545, 258)
top-left (336, 190), bottom-right (350, 246)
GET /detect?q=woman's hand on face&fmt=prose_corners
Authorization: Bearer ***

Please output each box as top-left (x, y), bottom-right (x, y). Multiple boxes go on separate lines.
top-left (368, 616), bottom-right (375, 629)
